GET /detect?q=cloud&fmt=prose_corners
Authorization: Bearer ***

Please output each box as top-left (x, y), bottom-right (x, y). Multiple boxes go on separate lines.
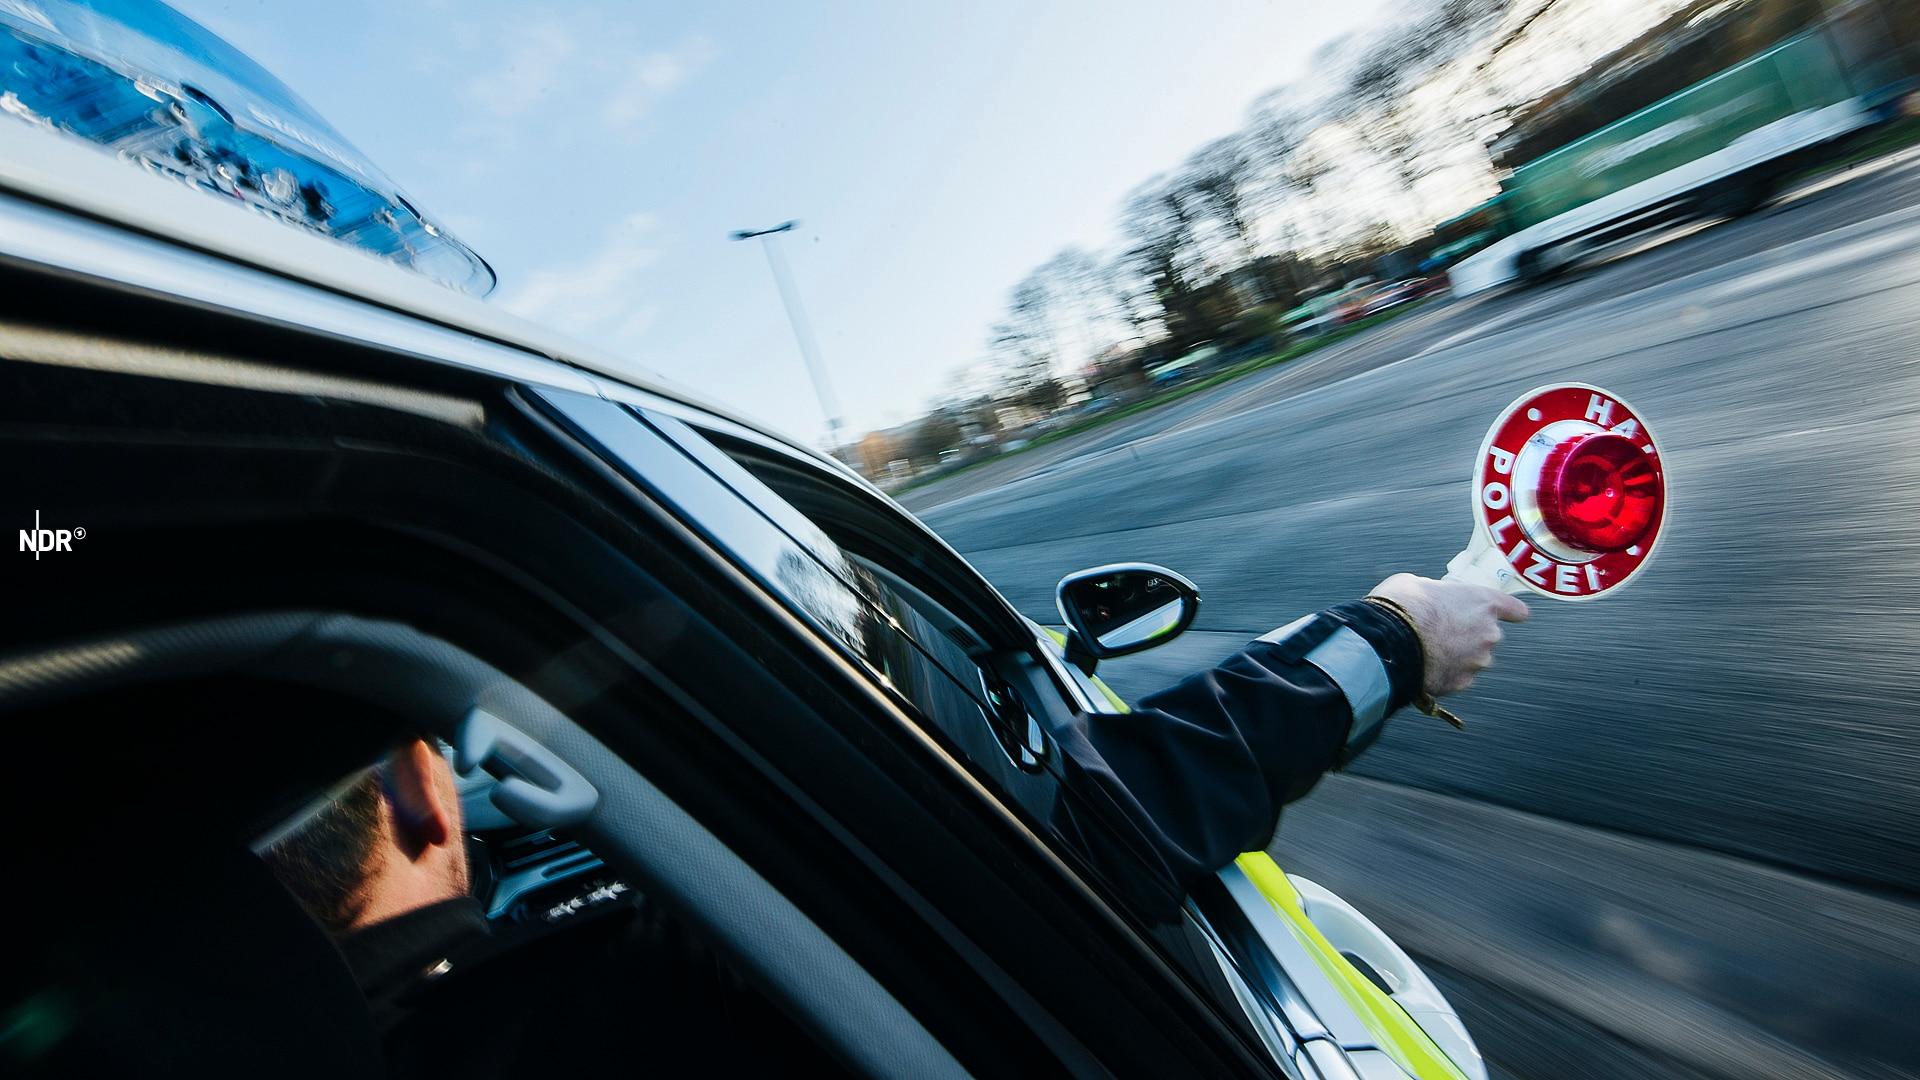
top-left (460, 19), bottom-right (579, 122)
top-left (453, 21), bottom-right (714, 135)
top-left (601, 35), bottom-right (717, 131)
top-left (498, 211), bottom-right (661, 344)
top-left (442, 21), bottom-right (715, 178)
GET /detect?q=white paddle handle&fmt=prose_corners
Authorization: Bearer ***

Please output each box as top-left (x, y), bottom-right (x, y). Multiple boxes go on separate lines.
top-left (1444, 532), bottom-right (1528, 594)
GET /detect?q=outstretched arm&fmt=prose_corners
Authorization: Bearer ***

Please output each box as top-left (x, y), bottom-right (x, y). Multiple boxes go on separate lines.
top-left (1049, 576), bottom-right (1526, 918)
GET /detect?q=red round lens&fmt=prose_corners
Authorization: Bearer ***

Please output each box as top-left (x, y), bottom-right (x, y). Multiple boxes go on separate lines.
top-left (1538, 432), bottom-right (1660, 552)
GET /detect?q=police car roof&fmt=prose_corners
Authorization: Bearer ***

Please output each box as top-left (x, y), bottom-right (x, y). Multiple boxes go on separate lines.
top-left (0, 118), bottom-right (852, 482)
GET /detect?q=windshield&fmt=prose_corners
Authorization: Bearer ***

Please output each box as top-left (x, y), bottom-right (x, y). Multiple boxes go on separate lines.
top-left (8, 2), bottom-right (1920, 1076)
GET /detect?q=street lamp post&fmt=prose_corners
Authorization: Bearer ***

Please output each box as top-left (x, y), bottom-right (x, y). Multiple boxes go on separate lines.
top-left (730, 221), bottom-right (846, 450)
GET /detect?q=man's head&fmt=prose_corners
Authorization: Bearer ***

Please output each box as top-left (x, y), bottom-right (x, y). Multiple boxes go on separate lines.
top-left (263, 737), bottom-right (470, 935)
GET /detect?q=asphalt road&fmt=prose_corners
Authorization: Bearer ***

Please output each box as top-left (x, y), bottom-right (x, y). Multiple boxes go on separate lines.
top-left (907, 152), bottom-right (1920, 1079)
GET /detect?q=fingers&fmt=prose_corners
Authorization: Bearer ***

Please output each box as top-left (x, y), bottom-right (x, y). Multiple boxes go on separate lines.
top-left (1367, 572), bottom-right (1529, 700)
top-left (1449, 581), bottom-right (1525, 616)
top-left (1447, 580), bottom-right (1529, 621)
top-left (1448, 645), bottom-right (1497, 695)
top-left (1491, 592), bottom-right (1531, 622)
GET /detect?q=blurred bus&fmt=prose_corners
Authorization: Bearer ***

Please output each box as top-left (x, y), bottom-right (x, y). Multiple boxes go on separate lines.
top-left (1452, 0), bottom-right (1917, 294)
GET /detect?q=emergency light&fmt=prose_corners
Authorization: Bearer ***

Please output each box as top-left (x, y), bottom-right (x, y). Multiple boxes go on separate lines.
top-left (1444, 384), bottom-right (1667, 600)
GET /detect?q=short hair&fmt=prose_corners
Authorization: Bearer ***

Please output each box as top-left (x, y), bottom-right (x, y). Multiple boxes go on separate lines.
top-left (260, 769), bottom-right (385, 935)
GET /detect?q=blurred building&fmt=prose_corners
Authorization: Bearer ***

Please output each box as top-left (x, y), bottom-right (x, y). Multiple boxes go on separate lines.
top-left (1491, 0), bottom-right (1919, 172)
top-left (848, 429), bottom-right (902, 482)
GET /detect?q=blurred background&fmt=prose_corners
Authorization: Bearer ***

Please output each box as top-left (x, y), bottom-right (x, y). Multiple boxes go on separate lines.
top-left (884, 4), bottom-right (1920, 1078)
top-left (8, 0), bottom-right (1920, 1075)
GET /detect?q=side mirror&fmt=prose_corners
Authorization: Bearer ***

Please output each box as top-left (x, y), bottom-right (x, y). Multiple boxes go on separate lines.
top-left (1055, 563), bottom-right (1200, 674)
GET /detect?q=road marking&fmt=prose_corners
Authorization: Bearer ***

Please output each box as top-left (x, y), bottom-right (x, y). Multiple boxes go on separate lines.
top-left (1407, 289), bottom-right (1571, 361)
top-left (1327, 199), bottom-right (1920, 393)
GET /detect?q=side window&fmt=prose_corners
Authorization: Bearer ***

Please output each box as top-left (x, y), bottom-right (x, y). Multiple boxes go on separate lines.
top-left (853, 561), bottom-right (1050, 771)
top-left (637, 410), bottom-right (1056, 776)
top-left (534, 391), bottom-right (1315, 1062)
top-left (530, 388), bottom-right (1057, 820)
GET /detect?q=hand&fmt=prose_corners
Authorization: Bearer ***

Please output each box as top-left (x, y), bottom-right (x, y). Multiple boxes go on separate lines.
top-left (1369, 573), bottom-right (1529, 697)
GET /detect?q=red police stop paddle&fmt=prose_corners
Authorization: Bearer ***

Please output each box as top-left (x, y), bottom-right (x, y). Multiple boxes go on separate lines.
top-left (1444, 384), bottom-right (1668, 601)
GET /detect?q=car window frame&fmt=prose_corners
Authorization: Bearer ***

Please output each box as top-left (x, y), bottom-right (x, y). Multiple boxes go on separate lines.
top-left (683, 416), bottom-right (1102, 717)
top-left (527, 387), bottom-right (1077, 818)
top-left (674, 412), bottom-right (1312, 1064)
top-left (505, 383), bottom-right (1279, 1075)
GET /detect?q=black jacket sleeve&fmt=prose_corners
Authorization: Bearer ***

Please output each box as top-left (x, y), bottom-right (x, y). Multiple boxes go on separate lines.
top-left (1048, 600), bottom-right (1422, 919)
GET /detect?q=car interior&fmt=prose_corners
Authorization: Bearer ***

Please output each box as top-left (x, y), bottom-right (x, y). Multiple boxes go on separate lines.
top-left (0, 258), bottom-right (1286, 1077)
top-left (0, 613), bottom-right (919, 1078)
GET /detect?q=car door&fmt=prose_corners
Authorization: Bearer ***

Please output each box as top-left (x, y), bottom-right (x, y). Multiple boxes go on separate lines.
top-left (666, 406), bottom-right (1491, 1080)
top-left (522, 383), bottom-right (1289, 1075)
top-left (686, 428), bottom-right (1488, 1080)
top-left (629, 396), bottom-right (1345, 1072)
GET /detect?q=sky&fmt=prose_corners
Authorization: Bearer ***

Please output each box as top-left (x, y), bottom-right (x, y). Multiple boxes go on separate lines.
top-left (165, 0), bottom-right (1393, 444)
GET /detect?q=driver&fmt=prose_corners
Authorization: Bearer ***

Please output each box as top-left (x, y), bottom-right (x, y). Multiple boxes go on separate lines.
top-left (260, 737), bottom-right (475, 1009)
top-left (262, 736), bottom-right (840, 1075)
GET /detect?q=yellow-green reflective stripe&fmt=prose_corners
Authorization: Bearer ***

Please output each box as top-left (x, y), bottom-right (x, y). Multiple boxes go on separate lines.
top-left (1049, 627), bottom-right (1465, 1079)
top-left (1234, 853), bottom-right (1468, 1080)
top-left (1041, 628), bottom-right (1132, 713)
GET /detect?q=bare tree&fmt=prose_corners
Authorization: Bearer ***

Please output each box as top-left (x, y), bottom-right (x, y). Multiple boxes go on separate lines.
top-left (987, 272), bottom-right (1070, 418)
top-left (1099, 249), bottom-right (1159, 347)
top-left (1244, 95), bottom-right (1330, 278)
top-left (903, 408), bottom-right (965, 469)
top-left (1427, 0), bottom-right (1516, 60)
top-left (1342, 44), bottom-right (1432, 206)
top-left (1336, 0), bottom-right (1515, 222)
top-left (1034, 246), bottom-right (1110, 375)
top-left (1118, 178), bottom-right (1216, 354)
top-left (1181, 133), bottom-right (1298, 304)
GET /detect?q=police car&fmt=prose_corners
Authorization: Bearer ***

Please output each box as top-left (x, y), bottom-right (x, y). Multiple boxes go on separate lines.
top-left (0, 4), bottom-right (1487, 1077)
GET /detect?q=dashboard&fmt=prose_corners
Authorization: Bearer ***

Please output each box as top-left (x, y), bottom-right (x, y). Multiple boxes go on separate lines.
top-left (456, 764), bottom-right (634, 930)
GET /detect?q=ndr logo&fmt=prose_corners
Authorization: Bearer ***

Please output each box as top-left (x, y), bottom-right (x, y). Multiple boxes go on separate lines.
top-left (19, 511), bottom-right (85, 559)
